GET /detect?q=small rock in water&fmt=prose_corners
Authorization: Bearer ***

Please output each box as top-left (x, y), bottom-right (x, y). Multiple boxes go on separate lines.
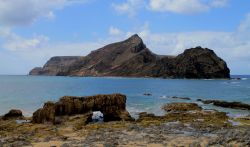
top-left (231, 78), bottom-right (241, 80)
top-left (172, 96), bottom-right (191, 100)
top-left (143, 93), bottom-right (152, 96)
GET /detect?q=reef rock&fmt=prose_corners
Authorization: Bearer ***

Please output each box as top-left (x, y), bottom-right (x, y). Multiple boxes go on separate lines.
top-left (198, 99), bottom-right (250, 110)
top-left (137, 104), bottom-right (229, 129)
top-left (32, 94), bottom-right (134, 124)
top-left (3, 109), bottom-right (24, 120)
top-left (29, 34), bottom-right (230, 79)
top-left (162, 103), bottom-right (202, 112)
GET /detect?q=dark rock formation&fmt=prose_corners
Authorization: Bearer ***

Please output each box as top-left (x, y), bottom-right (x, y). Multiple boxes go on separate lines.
top-left (143, 93), bottom-right (152, 96)
top-left (162, 103), bottom-right (202, 112)
top-left (198, 99), bottom-right (250, 110)
top-left (32, 94), bottom-right (134, 124)
top-left (169, 47), bottom-right (230, 79)
top-left (171, 96), bottom-right (191, 100)
top-left (3, 109), bottom-right (24, 120)
top-left (29, 34), bottom-right (230, 79)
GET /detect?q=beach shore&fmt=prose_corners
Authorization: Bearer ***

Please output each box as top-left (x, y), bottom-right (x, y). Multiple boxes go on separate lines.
top-left (1, 103), bottom-right (250, 147)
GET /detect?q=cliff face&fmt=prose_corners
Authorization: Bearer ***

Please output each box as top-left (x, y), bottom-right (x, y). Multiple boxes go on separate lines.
top-left (29, 56), bottom-right (83, 76)
top-left (29, 34), bottom-right (230, 79)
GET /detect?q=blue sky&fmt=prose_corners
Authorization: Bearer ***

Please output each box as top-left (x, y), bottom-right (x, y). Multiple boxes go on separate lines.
top-left (0, 0), bottom-right (250, 75)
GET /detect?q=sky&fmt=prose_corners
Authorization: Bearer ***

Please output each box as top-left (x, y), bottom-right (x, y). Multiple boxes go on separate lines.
top-left (0, 0), bottom-right (250, 75)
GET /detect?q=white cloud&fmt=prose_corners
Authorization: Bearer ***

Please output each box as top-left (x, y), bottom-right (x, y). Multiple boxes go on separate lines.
top-left (148, 0), bottom-right (228, 14)
top-left (148, 0), bottom-right (209, 14)
top-left (109, 26), bottom-right (123, 36)
top-left (210, 0), bottom-right (228, 8)
top-left (112, 0), bottom-right (145, 17)
top-left (112, 0), bottom-right (228, 15)
top-left (4, 35), bottom-right (49, 52)
top-left (238, 13), bottom-right (250, 32)
top-left (0, 0), bottom-right (88, 26)
top-left (0, 27), bottom-right (49, 51)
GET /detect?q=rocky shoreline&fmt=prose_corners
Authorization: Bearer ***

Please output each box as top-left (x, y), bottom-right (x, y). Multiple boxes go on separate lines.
top-left (1, 94), bottom-right (250, 146)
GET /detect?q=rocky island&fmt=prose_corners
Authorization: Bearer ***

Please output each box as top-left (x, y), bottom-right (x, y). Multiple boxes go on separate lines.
top-left (29, 34), bottom-right (230, 79)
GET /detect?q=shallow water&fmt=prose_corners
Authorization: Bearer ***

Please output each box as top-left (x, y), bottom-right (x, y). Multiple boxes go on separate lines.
top-left (0, 75), bottom-right (250, 117)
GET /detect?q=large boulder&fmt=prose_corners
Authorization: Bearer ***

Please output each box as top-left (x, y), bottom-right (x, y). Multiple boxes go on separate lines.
top-left (32, 94), bottom-right (134, 124)
top-left (3, 109), bottom-right (24, 120)
top-left (32, 102), bottom-right (56, 124)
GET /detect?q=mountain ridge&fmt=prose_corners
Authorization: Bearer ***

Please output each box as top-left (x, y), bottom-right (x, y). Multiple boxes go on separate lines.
top-left (29, 34), bottom-right (230, 79)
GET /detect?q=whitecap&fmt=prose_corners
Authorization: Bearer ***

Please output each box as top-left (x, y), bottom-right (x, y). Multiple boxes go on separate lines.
top-left (160, 95), bottom-right (167, 99)
top-left (230, 82), bottom-right (240, 84)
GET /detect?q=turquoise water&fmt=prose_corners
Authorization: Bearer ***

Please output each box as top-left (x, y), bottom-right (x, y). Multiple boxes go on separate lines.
top-left (0, 75), bottom-right (250, 117)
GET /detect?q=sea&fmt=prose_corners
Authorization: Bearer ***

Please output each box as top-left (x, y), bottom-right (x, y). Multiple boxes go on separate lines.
top-left (0, 75), bottom-right (250, 118)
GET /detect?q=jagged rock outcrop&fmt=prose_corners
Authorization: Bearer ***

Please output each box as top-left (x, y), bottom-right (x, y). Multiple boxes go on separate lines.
top-left (2, 109), bottom-right (24, 120)
top-left (32, 94), bottom-right (134, 124)
top-left (29, 34), bottom-right (230, 79)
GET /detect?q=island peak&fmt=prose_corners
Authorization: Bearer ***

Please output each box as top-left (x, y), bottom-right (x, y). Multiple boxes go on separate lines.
top-left (29, 36), bottom-right (230, 79)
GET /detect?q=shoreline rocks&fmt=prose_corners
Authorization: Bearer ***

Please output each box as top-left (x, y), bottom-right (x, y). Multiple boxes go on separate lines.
top-left (198, 99), bottom-right (250, 110)
top-left (2, 109), bottom-right (24, 120)
top-left (162, 103), bottom-right (202, 112)
top-left (1, 100), bottom-right (250, 146)
top-left (32, 94), bottom-right (134, 124)
top-left (137, 103), bottom-right (229, 130)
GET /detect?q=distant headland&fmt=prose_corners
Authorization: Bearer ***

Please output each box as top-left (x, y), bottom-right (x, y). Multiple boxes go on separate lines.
top-left (29, 34), bottom-right (230, 79)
